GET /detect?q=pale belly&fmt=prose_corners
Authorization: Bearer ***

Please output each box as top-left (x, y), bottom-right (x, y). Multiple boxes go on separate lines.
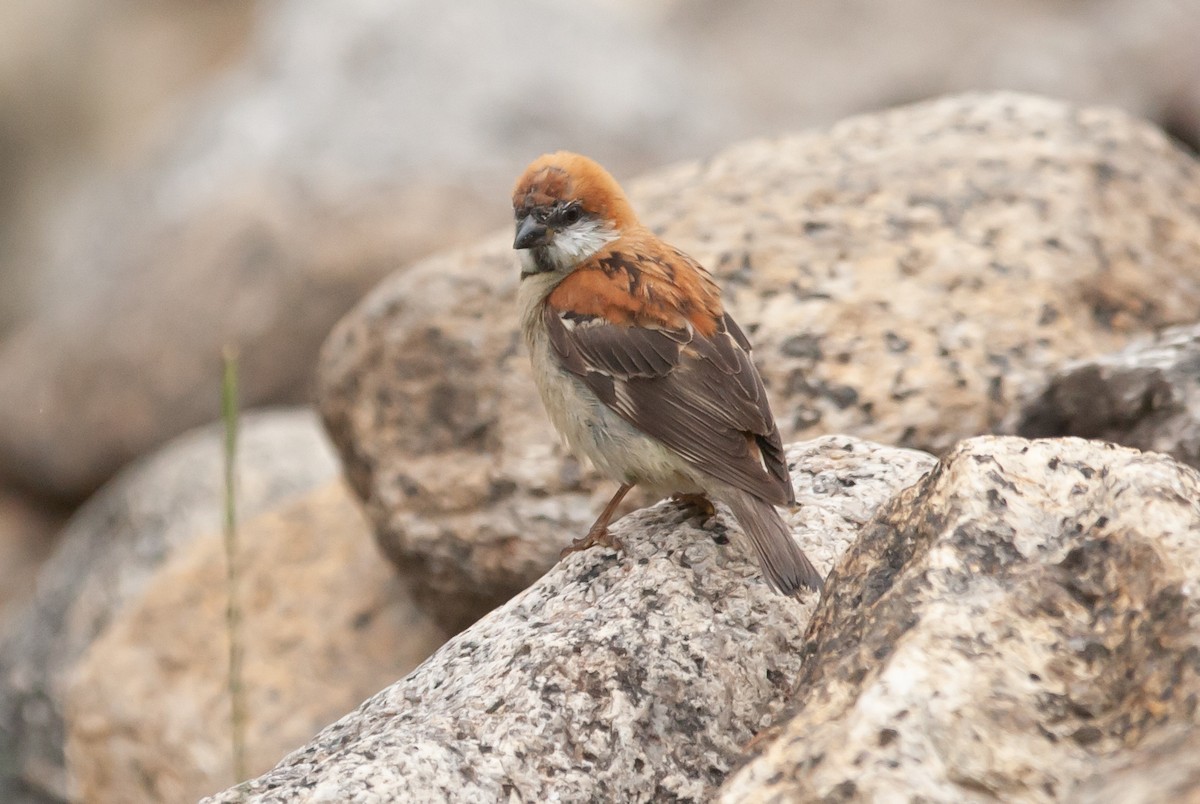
top-left (525, 324), bottom-right (700, 496)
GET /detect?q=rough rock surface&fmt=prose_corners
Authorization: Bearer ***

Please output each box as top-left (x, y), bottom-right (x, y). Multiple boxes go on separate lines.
top-left (64, 482), bottom-right (448, 804)
top-left (0, 409), bottom-right (339, 803)
top-left (203, 437), bottom-right (935, 803)
top-left (721, 436), bottom-right (1200, 802)
top-left (1016, 323), bottom-right (1200, 470)
top-left (318, 92), bottom-right (1200, 629)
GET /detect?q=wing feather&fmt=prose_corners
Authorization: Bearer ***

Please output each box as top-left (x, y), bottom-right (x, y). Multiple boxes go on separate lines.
top-left (543, 302), bottom-right (794, 506)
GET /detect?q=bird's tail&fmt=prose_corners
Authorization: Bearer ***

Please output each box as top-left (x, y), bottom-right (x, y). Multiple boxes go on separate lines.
top-left (724, 489), bottom-right (824, 597)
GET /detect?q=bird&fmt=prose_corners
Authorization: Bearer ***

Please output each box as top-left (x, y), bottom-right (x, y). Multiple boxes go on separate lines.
top-left (512, 151), bottom-right (824, 597)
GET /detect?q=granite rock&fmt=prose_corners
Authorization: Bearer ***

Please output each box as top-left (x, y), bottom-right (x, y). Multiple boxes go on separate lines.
top-left (203, 437), bottom-right (935, 803)
top-left (1016, 323), bottom-right (1200, 470)
top-left (721, 436), bottom-right (1200, 802)
top-left (64, 482), bottom-right (448, 804)
top-left (318, 92), bottom-right (1200, 629)
top-left (0, 409), bottom-right (339, 802)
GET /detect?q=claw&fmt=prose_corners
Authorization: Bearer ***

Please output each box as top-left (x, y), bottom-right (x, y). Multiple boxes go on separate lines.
top-left (559, 525), bottom-right (624, 558)
top-left (560, 482), bottom-right (633, 559)
top-left (671, 492), bottom-right (716, 519)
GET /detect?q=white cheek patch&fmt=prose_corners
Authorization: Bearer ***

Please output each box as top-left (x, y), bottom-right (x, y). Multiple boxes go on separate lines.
top-left (547, 220), bottom-right (618, 269)
top-left (518, 249), bottom-right (540, 276)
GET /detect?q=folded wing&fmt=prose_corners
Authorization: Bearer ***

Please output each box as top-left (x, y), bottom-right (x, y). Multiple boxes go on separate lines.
top-left (543, 294), bottom-right (794, 507)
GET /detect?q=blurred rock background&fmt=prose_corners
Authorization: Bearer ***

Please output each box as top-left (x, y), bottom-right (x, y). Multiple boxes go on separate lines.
top-left (2, 0), bottom-right (1200, 801)
top-left (2, 0), bottom-right (1199, 509)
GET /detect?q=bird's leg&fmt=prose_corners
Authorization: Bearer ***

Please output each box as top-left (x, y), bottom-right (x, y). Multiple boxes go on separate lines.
top-left (671, 492), bottom-right (716, 519)
top-left (561, 483), bottom-right (633, 557)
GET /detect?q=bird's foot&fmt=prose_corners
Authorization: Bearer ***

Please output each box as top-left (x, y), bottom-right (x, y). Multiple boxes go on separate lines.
top-left (671, 492), bottom-right (716, 519)
top-left (560, 524), bottom-right (624, 558)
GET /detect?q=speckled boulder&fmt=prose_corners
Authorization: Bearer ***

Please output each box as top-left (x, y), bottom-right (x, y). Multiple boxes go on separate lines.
top-left (721, 436), bottom-right (1200, 802)
top-left (203, 437), bottom-right (935, 803)
top-left (0, 409), bottom-right (340, 803)
top-left (1016, 323), bottom-right (1200, 470)
top-left (64, 482), bottom-right (448, 804)
top-left (317, 92), bottom-right (1200, 630)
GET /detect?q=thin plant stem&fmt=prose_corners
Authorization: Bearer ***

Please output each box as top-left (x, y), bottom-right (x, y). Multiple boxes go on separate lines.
top-left (222, 345), bottom-right (248, 784)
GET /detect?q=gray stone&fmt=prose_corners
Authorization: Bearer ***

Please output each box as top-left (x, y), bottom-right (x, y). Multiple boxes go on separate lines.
top-left (318, 92), bottom-right (1200, 631)
top-left (1016, 323), bottom-right (1200, 470)
top-left (0, 408), bottom-right (340, 803)
top-left (203, 437), bottom-right (935, 803)
top-left (64, 482), bottom-right (448, 804)
top-left (721, 436), bottom-right (1200, 802)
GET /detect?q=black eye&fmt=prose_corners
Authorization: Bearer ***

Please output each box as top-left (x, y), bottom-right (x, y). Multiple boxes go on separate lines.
top-left (561, 204), bottom-right (582, 225)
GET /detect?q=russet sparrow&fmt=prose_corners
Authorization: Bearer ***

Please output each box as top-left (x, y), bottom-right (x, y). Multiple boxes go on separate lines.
top-left (513, 152), bottom-right (823, 596)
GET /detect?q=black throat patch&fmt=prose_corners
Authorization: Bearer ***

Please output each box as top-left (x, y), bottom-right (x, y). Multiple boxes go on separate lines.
top-left (520, 246), bottom-right (559, 278)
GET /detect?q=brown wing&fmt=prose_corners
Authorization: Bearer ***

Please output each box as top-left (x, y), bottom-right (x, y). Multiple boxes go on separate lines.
top-left (543, 268), bottom-right (794, 506)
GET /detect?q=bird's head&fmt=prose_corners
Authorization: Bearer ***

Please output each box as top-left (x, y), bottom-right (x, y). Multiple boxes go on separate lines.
top-left (511, 152), bottom-right (638, 277)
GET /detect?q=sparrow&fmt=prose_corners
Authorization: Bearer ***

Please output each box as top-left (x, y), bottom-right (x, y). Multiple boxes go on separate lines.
top-left (512, 151), bottom-right (824, 596)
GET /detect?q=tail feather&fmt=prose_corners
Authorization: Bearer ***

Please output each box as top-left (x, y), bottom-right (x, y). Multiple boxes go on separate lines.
top-left (724, 489), bottom-right (824, 597)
